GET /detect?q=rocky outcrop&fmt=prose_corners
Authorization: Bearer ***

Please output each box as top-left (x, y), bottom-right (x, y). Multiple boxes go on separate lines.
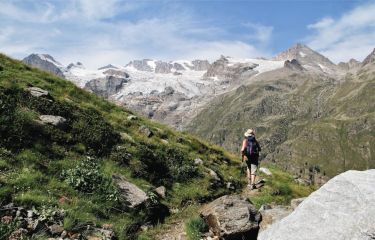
top-left (85, 76), bottom-right (129, 98)
top-left (258, 170), bottom-right (375, 240)
top-left (155, 61), bottom-right (173, 74)
top-left (284, 59), bottom-right (304, 71)
top-left (192, 60), bottom-right (211, 71)
top-left (204, 56), bottom-right (257, 80)
top-left (126, 59), bottom-right (153, 72)
top-left (23, 54), bottom-right (65, 78)
top-left (112, 174), bottom-right (149, 209)
top-left (200, 195), bottom-right (261, 240)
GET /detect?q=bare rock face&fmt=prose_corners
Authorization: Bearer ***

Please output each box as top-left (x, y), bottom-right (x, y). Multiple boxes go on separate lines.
top-left (204, 56), bottom-right (257, 80)
top-left (284, 59), bottom-right (304, 71)
top-left (23, 54), bottom-right (65, 78)
top-left (338, 58), bottom-right (361, 70)
top-left (85, 76), bottom-right (129, 98)
top-left (126, 59), bottom-right (153, 72)
top-left (258, 170), bottom-right (375, 240)
top-left (200, 195), bottom-right (261, 240)
top-left (112, 174), bottom-right (149, 209)
top-left (155, 61), bottom-right (173, 74)
top-left (192, 60), bottom-right (211, 71)
top-left (362, 48), bottom-right (375, 67)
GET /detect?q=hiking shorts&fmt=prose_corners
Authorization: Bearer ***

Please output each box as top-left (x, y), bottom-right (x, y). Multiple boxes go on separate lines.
top-left (245, 155), bottom-right (259, 175)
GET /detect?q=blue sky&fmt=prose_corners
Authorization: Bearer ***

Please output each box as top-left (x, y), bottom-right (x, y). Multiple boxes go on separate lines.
top-left (0, 0), bottom-right (374, 68)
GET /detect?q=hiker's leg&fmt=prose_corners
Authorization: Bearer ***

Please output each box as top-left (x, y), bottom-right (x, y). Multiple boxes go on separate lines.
top-left (246, 168), bottom-right (251, 184)
top-left (250, 164), bottom-right (258, 185)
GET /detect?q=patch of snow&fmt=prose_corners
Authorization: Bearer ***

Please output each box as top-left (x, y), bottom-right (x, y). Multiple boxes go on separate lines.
top-left (147, 60), bottom-right (156, 70)
top-left (299, 52), bottom-right (307, 57)
top-left (37, 54), bottom-right (63, 67)
top-left (226, 57), bottom-right (284, 74)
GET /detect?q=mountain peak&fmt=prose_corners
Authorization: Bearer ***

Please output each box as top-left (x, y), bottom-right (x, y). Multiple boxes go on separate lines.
top-left (272, 43), bottom-right (336, 73)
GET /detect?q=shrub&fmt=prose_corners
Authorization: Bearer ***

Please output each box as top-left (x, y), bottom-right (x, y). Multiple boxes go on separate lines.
top-left (185, 216), bottom-right (208, 240)
top-left (72, 108), bottom-right (121, 156)
top-left (62, 159), bottom-right (118, 201)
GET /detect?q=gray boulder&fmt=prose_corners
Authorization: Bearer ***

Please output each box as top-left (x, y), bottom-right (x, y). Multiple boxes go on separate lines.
top-left (139, 125), bottom-right (153, 137)
top-left (112, 174), bottom-right (149, 209)
top-left (39, 115), bottom-right (66, 127)
top-left (200, 195), bottom-right (261, 239)
top-left (258, 169), bottom-right (375, 240)
top-left (155, 186), bottom-right (166, 199)
top-left (27, 87), bottom-right (49, 98)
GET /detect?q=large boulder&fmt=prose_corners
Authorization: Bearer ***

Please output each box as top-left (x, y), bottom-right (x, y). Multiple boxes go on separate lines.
top-left (27, 87), bottom-right (49, 98)
top-left (200, 195), bottom-right (261, 240)
top-left (258, 169), bottom-right (375, 240)
top-left (259, 205), bottom-right (292, 232)
top-left (112, 174), bottom-right (148, 209)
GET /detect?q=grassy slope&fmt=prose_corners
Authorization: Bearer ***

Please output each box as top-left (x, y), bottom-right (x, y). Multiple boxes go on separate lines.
top-left (188, 67), bottom-right (375, 178)
top-left (0, 54), bottom-right (313, 239)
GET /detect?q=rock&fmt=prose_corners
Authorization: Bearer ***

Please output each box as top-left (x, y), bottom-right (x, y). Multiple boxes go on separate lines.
top-left (259, 205), bottom-right (292, 232)
top-left (27, 210), bottom-right (34, 218)
top-left (112, 174), bottom-right (149, 209)
top-left (9, 228), bottom-right (28, 240)
top-left (61, 230), bottom-right (67, 238)
top-left (27, 219), bottom-right (44, 232)
top-left (127, 115), bottom-right (137, 120)
top-left (200, 195), bottom-right (261, 239)
top-left (259, 167), bottom-right (272, 176)
top-left (290, 197), bottom-right (306, 210)
top-left (207, 168), bottom-right (220, 181)
top-left (27, 87), bottom-right (49, 98)
top-left (139, 125), bottom-right (153, 137)
top-left (284, 59), bottom-right (304, 71)
top-left (39, 115), bottom-right (66, 127)
top-left (258, 169), bottom-right (375, 240)
top-left (1, 215), bottom-right (13, 224)
top-left (194, 158), bottom-right (204, 165)
top-left (49, 224), bottom-right (64, 236)
top-left (155, 186), bottom-right (166, 199)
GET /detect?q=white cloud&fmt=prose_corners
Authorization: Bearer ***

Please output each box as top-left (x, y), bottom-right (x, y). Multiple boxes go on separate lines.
top-left (0, 0), bottom-right (272, 68)
top-left (306, 1), bottom-right (375, 63)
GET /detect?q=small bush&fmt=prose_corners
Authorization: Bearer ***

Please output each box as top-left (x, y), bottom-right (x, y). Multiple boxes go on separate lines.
top-left (185, 216), bottom-right (208, 240)
top-left (110, 147), bottom-right (132, 166)
top-left (62, 159), bottom-right (118, 201)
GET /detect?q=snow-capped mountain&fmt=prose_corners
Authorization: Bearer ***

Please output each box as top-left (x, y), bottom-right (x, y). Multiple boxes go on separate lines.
top-left (22, 44), bottom-right (345, 128)
top-left (22, 54), bottom-right (65, 78)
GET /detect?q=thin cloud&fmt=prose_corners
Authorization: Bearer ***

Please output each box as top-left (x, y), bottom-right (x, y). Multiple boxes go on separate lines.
top-left (306, 1), bottom-right (375, 63)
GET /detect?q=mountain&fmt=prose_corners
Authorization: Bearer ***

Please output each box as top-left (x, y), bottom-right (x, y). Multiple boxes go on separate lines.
top-left (22, 54), bottom-right (65, 78)
top-left (0, 53), bottom-right (313, 239)
top-left (22, 54), bottom-right (286, 129)
top-left (187, 47), bottom-right (375, 181)
top-left (272, 43), bottom-right (339, 74)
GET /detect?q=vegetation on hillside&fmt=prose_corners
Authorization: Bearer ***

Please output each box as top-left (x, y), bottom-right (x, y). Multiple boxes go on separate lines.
top-left (0, 54), bottom-right (314, 239)
top-left (188, 68), bottom-right (375, 178)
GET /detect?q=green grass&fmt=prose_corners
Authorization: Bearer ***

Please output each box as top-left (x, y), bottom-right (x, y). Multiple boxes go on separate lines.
top-left (185, 216), bottom-right (208, 240)
top-left (0, 54), bottom-right (315, 239)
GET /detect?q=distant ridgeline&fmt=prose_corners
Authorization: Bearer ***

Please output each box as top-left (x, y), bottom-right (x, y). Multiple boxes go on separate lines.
top-left (188, 46), bottom-right (375, 183)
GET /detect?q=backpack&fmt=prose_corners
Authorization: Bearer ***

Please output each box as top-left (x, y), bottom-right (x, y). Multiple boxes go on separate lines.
top-left (245, 136), bottom-right (258, 157)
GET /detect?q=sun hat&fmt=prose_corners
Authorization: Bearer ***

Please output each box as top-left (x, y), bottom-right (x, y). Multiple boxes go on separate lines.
top-left (244, 129), bottom-right (255, 137)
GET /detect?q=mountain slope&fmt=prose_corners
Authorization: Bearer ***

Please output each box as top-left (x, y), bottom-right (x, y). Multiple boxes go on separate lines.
top-left (0, 54), bottom-right (313, 239)
top-left (187, 50), bottom-right (375, 180)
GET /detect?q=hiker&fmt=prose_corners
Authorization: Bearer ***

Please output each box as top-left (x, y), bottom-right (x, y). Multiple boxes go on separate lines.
top-left (241, 129), bottom-right (261, 189)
